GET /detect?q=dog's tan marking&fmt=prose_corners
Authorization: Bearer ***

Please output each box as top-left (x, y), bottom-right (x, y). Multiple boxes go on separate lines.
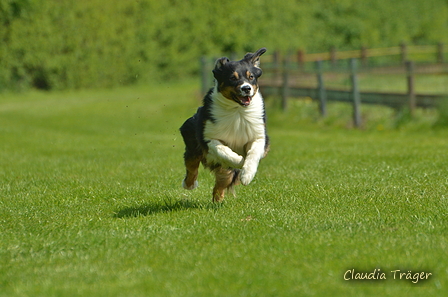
top-left (212, 168), bottom-right (235, 202)
top-left (253, 84), bottom-right (258, 95)
top-left (219, 84), bottom-right (236, 101)
top-left (183, 155), bottom-right (202, 189)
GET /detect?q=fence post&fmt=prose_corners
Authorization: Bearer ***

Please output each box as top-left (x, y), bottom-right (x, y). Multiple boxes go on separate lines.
top-left (281, 56), bottom-right (290, 111)
top-left (406, 60), bottom-right (416, 116)
top-left (400, 43), bottom-right (408, 64)
top-left (200, 56), bottom-right (210, 96)
top-left (350, 58), bottom-right (362, 128)
top-left (437, 43), bottom-right (444, 63)
top-left (297, 50), bottom-right (305, 69)
top-left (330, 46), bottom-right (337, 66)
top-left (273, 51), bottom-right (280, 84)
top-left (316, 60), bottom-right (327, 117)
top-left (273, 51), bottom-right (280, 66)
top-left (361, 46), bottom-right (368, 67)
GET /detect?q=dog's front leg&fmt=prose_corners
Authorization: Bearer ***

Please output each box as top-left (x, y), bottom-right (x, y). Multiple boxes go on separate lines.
top-left (240, 138), bottom-right (266, 185)
top-left (207, 139), bottom-right (244, 169)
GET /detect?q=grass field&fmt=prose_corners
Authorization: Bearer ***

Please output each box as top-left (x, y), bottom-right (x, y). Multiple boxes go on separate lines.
top-left (1, 80), bottom-right (447, 296)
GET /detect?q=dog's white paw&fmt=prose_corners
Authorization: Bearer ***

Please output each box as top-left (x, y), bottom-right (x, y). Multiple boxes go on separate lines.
top-left (182, 179), bottom-right (198, 190)
top-left (240, 168), bottom-right (256, 186)
top-left (229, 155), bottom-right (245, 169)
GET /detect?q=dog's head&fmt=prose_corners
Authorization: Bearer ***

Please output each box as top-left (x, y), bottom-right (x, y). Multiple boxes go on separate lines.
top-left (212, 48), bottom-right (267, 107)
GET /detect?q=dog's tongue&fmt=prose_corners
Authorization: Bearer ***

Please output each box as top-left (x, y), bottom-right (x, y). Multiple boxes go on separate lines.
top-left (241, 96), bottom-right (251, 106)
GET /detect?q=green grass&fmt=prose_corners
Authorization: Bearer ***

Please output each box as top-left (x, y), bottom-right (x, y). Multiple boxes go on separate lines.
top-left (1, 80), bottom-right (448, 296)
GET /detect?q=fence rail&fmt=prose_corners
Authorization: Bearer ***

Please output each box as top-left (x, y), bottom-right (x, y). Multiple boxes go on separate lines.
top-left (260, 43), bottom-right (447, 65)
top-left (261, 86), bottom-right (443, 109)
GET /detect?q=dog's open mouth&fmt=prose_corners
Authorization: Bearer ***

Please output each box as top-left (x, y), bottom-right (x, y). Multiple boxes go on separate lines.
top-left (234, 95), bottom-right (252, 106)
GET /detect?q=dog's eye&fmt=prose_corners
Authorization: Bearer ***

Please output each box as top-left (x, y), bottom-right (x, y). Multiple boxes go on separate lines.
top-left (249, 75), bottom-right (254, 80)
top-left (231, 76), bottom-right (238, 81)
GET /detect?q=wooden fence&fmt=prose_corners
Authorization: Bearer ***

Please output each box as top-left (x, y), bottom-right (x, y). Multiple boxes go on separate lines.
top-left (200, 44), bottom-right (448, 127)
top-left (274, 43), bottom-right (446, 65)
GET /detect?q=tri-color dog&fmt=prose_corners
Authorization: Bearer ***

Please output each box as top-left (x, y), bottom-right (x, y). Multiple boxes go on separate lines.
top-left (180, 48), bottom-right (269, 202)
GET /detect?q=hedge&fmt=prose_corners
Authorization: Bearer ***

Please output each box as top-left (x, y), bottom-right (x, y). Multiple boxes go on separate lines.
top-left (1, 0), bottom-right (447, 91)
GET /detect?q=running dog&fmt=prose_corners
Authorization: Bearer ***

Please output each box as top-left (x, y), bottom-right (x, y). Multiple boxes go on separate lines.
top-left (180, 48), bottom-right (269, 202)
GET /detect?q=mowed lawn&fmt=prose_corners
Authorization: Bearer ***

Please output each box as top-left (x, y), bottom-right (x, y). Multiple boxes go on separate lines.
top-left (1, 80), bottom-right (447, 296)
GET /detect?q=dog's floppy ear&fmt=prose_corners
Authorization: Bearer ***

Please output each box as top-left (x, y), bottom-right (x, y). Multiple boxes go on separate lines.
top-left (214, 57), bottom-right (230, 70)
top-left (212, 57), bottom-right (230, 78)
top-left (244, 48), bottom-right (267, 68)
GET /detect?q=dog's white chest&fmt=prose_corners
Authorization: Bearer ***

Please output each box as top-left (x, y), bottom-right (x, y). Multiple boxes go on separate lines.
top-left (204, 93), bottom-right (265, 156)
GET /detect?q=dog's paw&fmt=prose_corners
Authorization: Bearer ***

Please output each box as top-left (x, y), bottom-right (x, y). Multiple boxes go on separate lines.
top-left (182, 179), bottom-right (198, 190)
top-left (240, 168), bottom-right (256, 186)
top-left (229, 155), bottom-right (244, 169)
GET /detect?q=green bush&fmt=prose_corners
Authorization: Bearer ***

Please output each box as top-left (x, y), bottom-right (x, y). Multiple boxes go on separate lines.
top-left (1, 0), bottom-right (447, 91)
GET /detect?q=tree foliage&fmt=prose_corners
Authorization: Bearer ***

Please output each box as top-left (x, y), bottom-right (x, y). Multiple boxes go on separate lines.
top-left (1, 0), bottom-right (447, 91)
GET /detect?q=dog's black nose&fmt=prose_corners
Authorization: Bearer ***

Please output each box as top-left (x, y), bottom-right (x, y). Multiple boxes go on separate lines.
top-left (241, 85), bottom-right (251, 93)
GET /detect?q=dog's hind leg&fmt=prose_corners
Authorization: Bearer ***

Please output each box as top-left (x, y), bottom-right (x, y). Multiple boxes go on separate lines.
top-left (182, 154), bottom-right (202, 190)
top-left (180, 116), bottom-right (202, 190)
top-left (212, 168), bottom-right (239, 202)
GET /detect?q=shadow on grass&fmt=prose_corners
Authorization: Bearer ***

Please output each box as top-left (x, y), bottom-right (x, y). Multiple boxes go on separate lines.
top-left (114, 199), bottom-right (222, 218)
